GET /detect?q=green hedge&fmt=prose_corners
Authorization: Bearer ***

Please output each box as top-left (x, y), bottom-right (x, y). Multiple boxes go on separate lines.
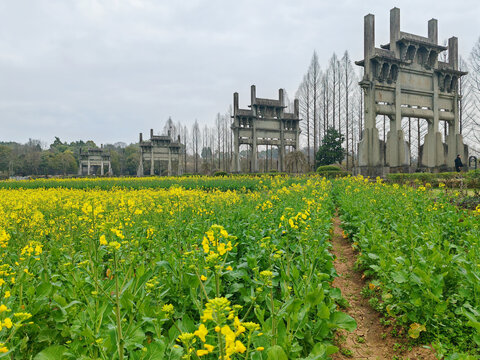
top-left (316, 165), bottom-right (342, 172)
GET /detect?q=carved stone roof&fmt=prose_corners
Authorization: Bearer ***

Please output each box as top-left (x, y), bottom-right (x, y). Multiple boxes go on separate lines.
top-left (151, 135), bottom-right (171, 140)
top-left (283, 113), bottom-right (300, 120)
top-left (398, 38), bottom-right (447, 52)
top-left (79, 148), bottom-right (110, 160)
top-left (376, 48), bottom-right (396, 58)
top-left (400, 31), bottom-right (431, 44)
top-left (355, 48), bottom-right (404, 67)
top-left (81, 148), bottom-right (107, 155)
top-left (254, 98), bottom-right (283, 107)
top-left (237, 109), bottom-right (253, 116)
top-left (436, 61), bottom-right (468, 76)
top-left (140, 138), bottom-right (182, 149)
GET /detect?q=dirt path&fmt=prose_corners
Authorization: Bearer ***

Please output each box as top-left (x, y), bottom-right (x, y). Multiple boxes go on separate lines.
top-left (330, 215), bottom-right (438, 360)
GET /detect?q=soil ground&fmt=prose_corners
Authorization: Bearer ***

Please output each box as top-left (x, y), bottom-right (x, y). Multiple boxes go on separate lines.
top-left (330, 215), bottom-right (438, 360)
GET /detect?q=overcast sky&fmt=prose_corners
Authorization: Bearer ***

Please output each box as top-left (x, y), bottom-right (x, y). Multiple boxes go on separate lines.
top-left (0, 0), bottom-right (478, 146)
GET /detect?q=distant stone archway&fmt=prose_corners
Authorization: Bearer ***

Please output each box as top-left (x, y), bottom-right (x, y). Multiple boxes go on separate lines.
top-left (231, 85), bottom-right (301, 173)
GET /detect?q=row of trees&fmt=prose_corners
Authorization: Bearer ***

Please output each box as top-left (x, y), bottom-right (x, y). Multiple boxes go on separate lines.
top-left (296, 51), bottom-right (360, 170)
top-left (0, 138), bottom-right (141, 177)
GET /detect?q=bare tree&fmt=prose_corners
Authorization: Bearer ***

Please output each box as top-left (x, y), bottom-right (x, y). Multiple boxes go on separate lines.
top-left (163, 116), bottom-right (176, 138)
top-left (329, 53), bottom-right (340, 131)
top-left (222, 113), bottom-right (228, 171)
top-left (458, 58), bottom-right (477, 143)
top-left (470, 37), bottom-right (480, 145)
top-left (309, 52), bottom-right (321, 157)
top-left (182, 125), bottom-right (189, 172)
top-left (342, 51), bottom-right (356, 170)
top-left (192, 120), bottom-right (200, 173)
top-left (296, 73), bottom-right (312, 165)
top-left (321, 71), bottom-right (331, 138)
top-left (215, 113), bottom-right (222, 170)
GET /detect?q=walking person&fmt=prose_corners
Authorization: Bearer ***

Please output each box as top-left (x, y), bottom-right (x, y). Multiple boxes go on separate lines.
top-left (454, 154), bottom-right (463, 172)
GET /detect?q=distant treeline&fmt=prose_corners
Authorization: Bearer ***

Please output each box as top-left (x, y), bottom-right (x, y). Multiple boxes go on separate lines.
top-left (0, 137), bottom-right (140, 178)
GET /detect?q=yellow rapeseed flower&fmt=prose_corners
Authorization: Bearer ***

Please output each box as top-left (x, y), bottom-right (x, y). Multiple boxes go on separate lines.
top-left (13, 312), bottom-right (32, 321)
top-left (194, 324), bottom-right (208, 342)
top-left (177, 332), bottom-right (195, 343)
top-left (3, 318), bottom-right (12, 329)
top-left (99, 235), bottom-right (107, 246)
top-left (162, 304), bottom-right (174, 314)
top-left (197, 349), bottom-right (209, 356)
top-left (108, 241), bottom-right (121, 250)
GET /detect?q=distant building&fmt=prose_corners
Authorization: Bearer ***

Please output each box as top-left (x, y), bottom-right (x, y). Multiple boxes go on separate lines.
top-left (137, 129), bottom-right (183, 176)
top-left (78, 146), bottom-right (112, 176)
top-left (231, 85), bottom-right (301, 172)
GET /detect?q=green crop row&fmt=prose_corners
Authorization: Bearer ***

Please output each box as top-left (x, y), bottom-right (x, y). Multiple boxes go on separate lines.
top-left (0, 175), bottom-right (309, 192)
top-left (334, 177), bottom-right (480, 358)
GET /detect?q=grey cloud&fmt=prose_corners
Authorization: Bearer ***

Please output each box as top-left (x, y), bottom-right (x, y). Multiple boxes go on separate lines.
top-left (0, 0), bottom-right (478, 144)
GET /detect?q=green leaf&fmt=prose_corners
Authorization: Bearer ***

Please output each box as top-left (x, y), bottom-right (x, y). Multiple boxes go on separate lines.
top-left (325, 345), bottom-right (339, 356)
top-left (463, 309), bottom-right (480, 332)
top-left (143, 341), bottom-right (167, 360)
top-left (317, 303), bottom-right (330, 319)
top-left (306, 286), bottom-right (324, 307)
top-left (408, 323), bottom-right (426, 339)
top-left (254, 306), bottom-right (265, 325)
top-left (53, 294), bottom-right (67, 307)
top-left (473, 334), bottom-right (480, 347)
top-left (392, 271), bottom-right (406, 284)
top-left (310, 343), bottom-right (327, 356)
top-left (331, 311), bottom-right (357, 332)
top-left (267, 345), bottom-right (288, 360)
top-left (36, 282), bottom-right (52, 298)
top-left (299, 343), bottom-right (337, 359)
top-left (34, 345), bottom-right (67, 360)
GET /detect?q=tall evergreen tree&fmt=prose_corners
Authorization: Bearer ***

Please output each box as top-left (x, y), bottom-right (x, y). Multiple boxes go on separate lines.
top-left (315, 127), bottom-right (345, 168)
